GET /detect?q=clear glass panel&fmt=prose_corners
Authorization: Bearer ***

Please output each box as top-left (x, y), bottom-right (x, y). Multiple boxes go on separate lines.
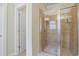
top-left (60, 6), bottom-right (78, 56)
top-left (45, 15), bottom-right (58, 56)
top-left (39, 13), bottom-right (59, 56)
top-left (39, 4), bottom-right (78, 56)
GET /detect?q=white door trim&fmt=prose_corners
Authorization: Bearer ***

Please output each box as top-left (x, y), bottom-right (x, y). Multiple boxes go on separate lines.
top-left (26, 3), bottom-right (32, 56)
top-left (15, 3), bottom-right (26, 55)
top-left (15, 3), bottom-right (32, 56)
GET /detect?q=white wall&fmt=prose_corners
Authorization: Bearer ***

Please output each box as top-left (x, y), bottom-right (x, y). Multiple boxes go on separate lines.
top-left (0, 4), bottom-right (7, 56)
top-left (0, 5), bottom-right (3, 56)
top-left (7, 3), bottom-right (15, 55)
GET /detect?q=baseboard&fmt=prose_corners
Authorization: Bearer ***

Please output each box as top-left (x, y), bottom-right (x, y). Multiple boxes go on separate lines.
top-left (8, 48), bottom-right (26, 56)
top-left (8, 52), bottom-right (18, 56)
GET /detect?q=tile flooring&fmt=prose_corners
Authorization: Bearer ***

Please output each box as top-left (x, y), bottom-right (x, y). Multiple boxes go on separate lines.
top-left (61, 48), bottom-right (72, 56)
top-left (37, 45), bottom-right (58, 56)
top-left (38, 48), bottom-right (72, 56)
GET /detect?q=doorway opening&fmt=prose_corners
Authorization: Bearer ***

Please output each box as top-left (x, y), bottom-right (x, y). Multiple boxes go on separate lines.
top-left (17, 5), bottom-right (26, 56)
top-left (38, 9), bottom-right (59, 56)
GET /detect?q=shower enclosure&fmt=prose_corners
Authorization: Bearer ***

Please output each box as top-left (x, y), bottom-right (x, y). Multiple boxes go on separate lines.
top-left (39, 9), bottom-right (59, 55)
top-left (39, 4), bottom-right (78, 56)
top-left (60, 6), bottom-right (78, 56)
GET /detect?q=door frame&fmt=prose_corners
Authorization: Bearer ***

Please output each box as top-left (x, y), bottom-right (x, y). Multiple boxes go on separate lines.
top-left (17, 4), bottom-right (26, 54)
top-left (15, 3), bottom-right (32, 56)
top-left (77, 5), bottom-right (79, 56)
top-left (15, 3), bottom-right (26, 55)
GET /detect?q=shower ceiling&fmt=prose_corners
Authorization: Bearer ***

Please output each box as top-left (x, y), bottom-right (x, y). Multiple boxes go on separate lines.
top-left (45, 3), bottom-right (58, 6)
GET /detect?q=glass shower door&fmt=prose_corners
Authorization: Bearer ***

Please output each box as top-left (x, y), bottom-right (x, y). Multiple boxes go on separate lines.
top-left (60, 6), bottom-right (78, 56)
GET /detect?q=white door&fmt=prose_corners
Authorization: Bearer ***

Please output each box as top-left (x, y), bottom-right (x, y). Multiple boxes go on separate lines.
top-left (0, 5), bottom-right (5, 56)
top-left (0, 9), bottom-right (3, 55)
top-left (18, 7), bottom-right (26, 53)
